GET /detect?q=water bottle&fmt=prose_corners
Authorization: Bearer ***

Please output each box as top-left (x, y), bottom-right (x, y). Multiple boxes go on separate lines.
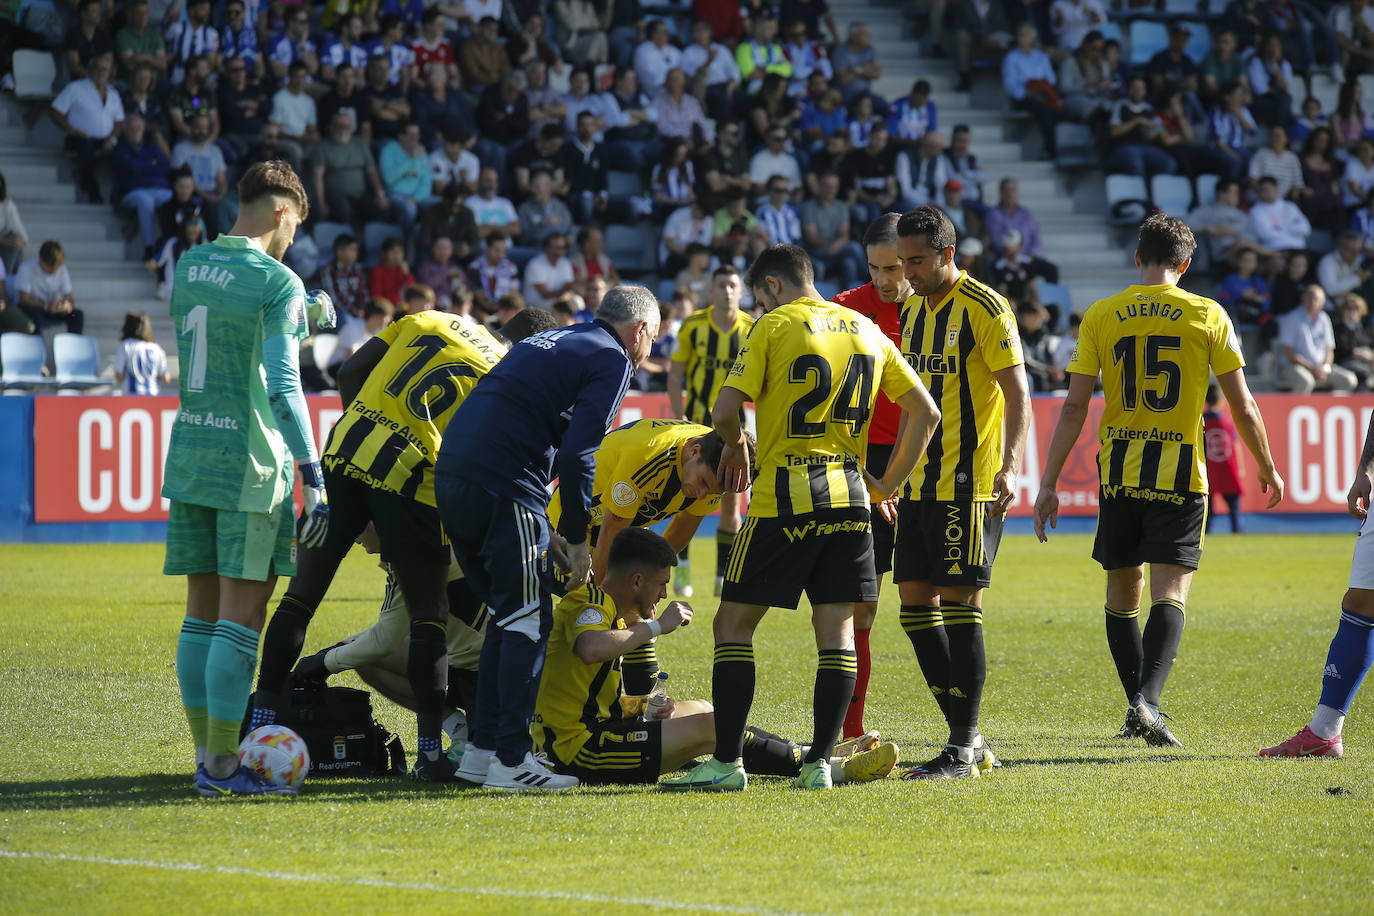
top-left (644, 671), bottom-right (669, 720)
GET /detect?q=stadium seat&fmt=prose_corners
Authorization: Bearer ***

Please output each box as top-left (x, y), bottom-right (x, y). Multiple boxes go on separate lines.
top-left (1196, 173), bottom-right (1219, 207)
top-left (1055, 122), bottom-right (1099, 169)
top-left (1097, 21), bottom-right (1123, 45)
top-left (1159, 0), bottom-right (1201, 12)
top-left (12, 50), bottom-right (57, 101)
top-left (1179, 22), bottom-right (1211, 64)
top-left (604, 224), bottom-right (646, 273)
top-left (1106, 174), bottom-right (1151, 226)
top-left (0, 333), bottom-right (58, 390)
top-left (1311, 73), bottom-right (1342, 118)
top-left (311, 221), bottom-right (352, 269)
top-left (311, 334), bottom-right (338, 372)
top-left (657, 277), bottom-right (677, 302)
top-left (1039, 281), bottom-right (1073, 321)
top-left (1128, 21), bottom-right (1170, 68)
top-left (1307, 229), bottom-right (1337, 256)
top-left (52, 333), bottom-right (103, 389)
top-left (607, 170), bottom-right (643, 207)
top-left (814, 281), bottom-right (838, 301)
top-left (363, 221), bottom-right (403, 264)
top-left (1361, 75), bottom-right (1374, 113)
top-left (1150, 174), bottom-right (1193, 215)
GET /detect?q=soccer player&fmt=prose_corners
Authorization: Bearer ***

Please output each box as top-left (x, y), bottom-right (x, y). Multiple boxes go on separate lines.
top-left (1033, 213), bottom-right (1284, 747)
top-left (668, 266), bottom-right (755, 597)
top-left (163, 161), bottom-right (328, 797)
top-left (1260, 414), bottom-right (1374, 759)
top-left (436, 285), bottom-right (660, 791)
top-left (831, 212), bottom-right (909, 741)
top-left (251, 292), bottom-right (521, 783)
top-left (892, 205), bottom-right (1031, 780)
top-left (664, 244), bottom-right (940, 792)
top-left (533, 527), bottom-right (900, 786)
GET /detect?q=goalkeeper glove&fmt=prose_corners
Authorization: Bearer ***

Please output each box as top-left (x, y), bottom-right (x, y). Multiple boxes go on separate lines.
top-left (306, 289), bottom-right (337, 330)
top-left (297, 460), bottom-right (330, 549)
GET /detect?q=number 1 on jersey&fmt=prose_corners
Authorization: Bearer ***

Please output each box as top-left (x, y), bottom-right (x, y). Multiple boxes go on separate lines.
top-left (181, 304), bottom-right (208, 392)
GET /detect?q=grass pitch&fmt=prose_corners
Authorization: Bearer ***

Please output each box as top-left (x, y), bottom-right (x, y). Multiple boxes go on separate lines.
top-left (1, 534), bottom-right (1371, 914)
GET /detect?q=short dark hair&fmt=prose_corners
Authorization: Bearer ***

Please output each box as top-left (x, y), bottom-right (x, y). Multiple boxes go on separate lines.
top-left (500, 307), bottom-right (557, 344)
top-left (606, 527), bottom-right (680, 576)
top-left (1257, 175), bottom-right (1279, 187)
top-left (686, 242), bottom-right (711, 258)
top-left (1214, 178), bottom-right (1237, 195)
top-left (421, 7), bottom-right (442, 25)
top-left (364, 297), bottom-right (395, 320)
top-left (712, 263), bottom-right (741, 280)
top-left (404, 283), bottom-right (435, 305)
top-left (540, 121), bottom-right (565, 140)
top-left (744, 244), bottom-right (814, 291)
top-left (379, 13), bottom-right (401, 32)
top-left (382, 236), bottom-right (405, 253)
top-left (237, 161), bottom-right (309, 220)
top-left (39, 240), bottom-right (63, 265)
top-left (288, 60), bottom-right (308, 75)
top-left (333, 232), bottom-right (357, 252)
top-left (896, 205), bottom-right (956, 252)
top-left (695, 429), bottom-right (757, 477)
top-left (863, 211), bottom-right (902, 249)
top-left (1135, 212), bottom-right (1195, 269)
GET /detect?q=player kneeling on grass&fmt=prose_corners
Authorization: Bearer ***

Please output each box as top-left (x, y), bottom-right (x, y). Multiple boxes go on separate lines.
top-left (532, 527), bottom-right (901, 787)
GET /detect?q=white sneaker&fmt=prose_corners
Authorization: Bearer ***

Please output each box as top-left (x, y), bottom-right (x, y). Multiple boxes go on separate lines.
top-left (155, 282), bottom-right (168, 301)
top-left (455, 744), bottom-right (495, 784)
top-left (484, 752), bottom-right (579, 791)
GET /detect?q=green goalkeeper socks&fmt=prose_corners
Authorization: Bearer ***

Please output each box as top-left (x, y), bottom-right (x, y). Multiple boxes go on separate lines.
top-left (204, 620), bottom-right (260, 757)
top-left (176, 617), bottom-right (215, 750)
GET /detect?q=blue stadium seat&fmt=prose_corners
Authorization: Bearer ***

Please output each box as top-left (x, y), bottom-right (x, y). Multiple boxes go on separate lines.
top-left (607, 170), bottom-right (643, 207)
top-left (814, 281), bottom-right (838, 301)
top-left (657, 278), bottom-right (677, 302)
top-left (312, 221), bottom-right (352, 270)
top-left (1179, 22), bottom-right (1212, 64)
top-left (363, 221), bottom-right (403, 265)
top-left (1196, 173), bottom-right (1219, 207)
top-left (53, 333), bottom-right (103, 390)
top-left (1128, 21), bottom-right (1170, 67)
top-left (0, 333), bottom-right (58, 390)
top-left (1106, 173), bottom-right (1150, 226)
top-left (1097, 21), bottom-right (1123, 45)
top-left (1038, 282), bottom-right (1073, 324)
top-left (1150, 174), bottom-right (1193, 216)
top-left (604, 224), bottom-right (647, 273)
top-left (1055, 122), bottom-right (1099, 169)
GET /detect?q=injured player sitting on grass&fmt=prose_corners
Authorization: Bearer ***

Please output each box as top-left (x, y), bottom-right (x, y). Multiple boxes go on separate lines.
top-left (530, 527), bottom-right (901, 787)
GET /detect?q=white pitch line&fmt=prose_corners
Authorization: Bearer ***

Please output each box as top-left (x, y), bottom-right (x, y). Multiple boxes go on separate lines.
top-left (0, 849), bottom-right (820, 916)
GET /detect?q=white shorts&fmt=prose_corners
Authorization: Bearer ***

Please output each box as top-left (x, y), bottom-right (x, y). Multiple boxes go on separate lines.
top-left (1348, 513), bottom-right (1374, 590)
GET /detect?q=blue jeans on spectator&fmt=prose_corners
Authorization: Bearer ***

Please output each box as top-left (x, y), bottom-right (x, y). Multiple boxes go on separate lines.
top-left (386, 193), bottom-right (436, 235)
top-left (121, 187), bottom-right (174, 254)
top-left (1012, 97), bottom-right (1059, 156)
top-left (609, 24), bottom-right (638, 68)
top-left (810, 241), bottom-right (867, 289)
top-left (1108, 143), bottom-right (1176, 178)
top-left (19, 304), bottom-right (84, 335)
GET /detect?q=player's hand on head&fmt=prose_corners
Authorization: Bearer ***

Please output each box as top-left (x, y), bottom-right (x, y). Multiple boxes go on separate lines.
top-left (661, 600), bottom-right (692, 632)
top-left (297, 461), bottom-right (330, 549)
top-left (1348, 472), bottom-right (1373, 519)
top-left (1032, 487), bottom-right (1058, 543)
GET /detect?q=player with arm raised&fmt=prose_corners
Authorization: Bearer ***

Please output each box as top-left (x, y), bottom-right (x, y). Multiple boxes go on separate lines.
top-left (667, 265), bottom-right (755, 597)
top-left (163, 161), bottom-right (327, 797)
top-left (664, 243), bottom-right (941, 792)
top-left (1033, 213), bottom-right (1284, 747)
top-left (892, 205), bottom-right (1031, 780)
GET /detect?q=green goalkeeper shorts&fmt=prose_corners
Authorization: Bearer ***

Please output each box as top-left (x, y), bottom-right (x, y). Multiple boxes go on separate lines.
top-left (164, 499), bottom-right (297, 581)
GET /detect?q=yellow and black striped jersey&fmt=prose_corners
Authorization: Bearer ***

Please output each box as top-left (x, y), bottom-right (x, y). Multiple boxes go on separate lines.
top-left (672, 308), bottom-right (755, 424)
top-left (531, 583), bottom-right (635, 766)
top-left (900, 271), bottom-right (1023, 501)
top-left (724, 296), bottom-right (920, 518)
top-left (322, 312), bottom-right (504, 506)
top-left (547, 418), bottom-right (721, 543)
top-left (1069, 283), bottom-right (1245, 495)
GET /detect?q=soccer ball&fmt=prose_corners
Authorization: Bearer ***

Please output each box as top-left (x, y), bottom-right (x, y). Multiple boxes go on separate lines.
top-left (238, 725), bottom-right (311, 789)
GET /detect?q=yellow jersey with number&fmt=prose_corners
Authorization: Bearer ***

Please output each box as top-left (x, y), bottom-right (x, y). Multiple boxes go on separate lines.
top-left (1068, 283), bottom-right (1245, 495)
top-left (899, 271), bottom-right (1023, 502)
top-left (546, 417), bottom-right (721, 543)
top-left (672, 308), bottom-right (755, 424)
top-left (723, 296), bottom-right (921, 518)
top-left (323, 313), bottom-right (504, 506)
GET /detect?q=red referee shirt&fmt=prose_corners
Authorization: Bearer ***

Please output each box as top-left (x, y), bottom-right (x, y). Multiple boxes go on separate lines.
top-left (833, 281), bottom-right (903, 446)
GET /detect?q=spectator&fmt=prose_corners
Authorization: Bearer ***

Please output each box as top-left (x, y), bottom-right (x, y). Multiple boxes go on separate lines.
top-left (942, 124), bottom-right (987, 204)
top-left (1200, 30), bottom-right (1245, 105)
top-left (167, 0), bottom-right (221, 83)
top-left (369, 236), bottom-right (415, 304)
top-left (1250, 175), bottom-right (1313, 251)
top-left (333, 297), bottom-right (396, 371)
top-left (431, 126), bottom-right (480, 199)
top-left (1145, 25), bottom-right (1203, 118)
top-left (782, 16), bottom-right (833, 97)
top-left (984, 177), bottom-right (1046, 260)
top-left (266, 5), bottom-right (316, 83)
top-left (1355, 188), bottom-right (1374, 256)
top-left (1002, 23), bottom-right (1059, 158)
top-left (992, 228), bottom-right (1056, 317)
top-left (1102, 37), bottom-right (1128, 97)
top-left (465, 166), bottom-right (522, 241)
top-left (1335, 292), bottom-right (1374, 387)
top-left (1278, 285), bottom-right (1359, 392)
top-left (700, 119), bottom-right (752, 209)
top-left (400, 282), bottom-right (438, 316)
top-left (1188, 178), bottom-right (1277, 271)
top-left (368, 15), bottom-right (417, 93)
top-left (526, 59), bottom-right (569, 140)
top-left (469, 233), bottom-right (520, 315)
top-left (1334, 0), bottom-right (1374, 77)
top-left (1217, 248), bottom-right (1272, 324)
top-left (846, 121), bottom-right (899, 225)
top-left (736, 12), bottom-right (792, 92)
top-left (783, 0), bottom-right (839, 43)
top-left (1106, 76), bottom-right (1175, 179)
top-left (1052, 312), bottom-right (1080, 377)
top-left (312, 109), bottom-right (391, 226)
top-left (1299, 126), bottom-right (1346, 233)
top-left (564, 111), bottom-right (610, 224)
top-left (570, 226), bottom-right (619, 286)
top-left (1058, 29), bottom-right (1109, 122)
top-left (522, 232), bottom-right (575, 308)
top-left (477, 73), bottom-right (534, 150)
top-left (650, 138), bottom-right (697, 217)
top-left (411, 8), bottom-right (457, 87)
top-left (321, 16), bottom-right (370, 87)
top-left (846, 93), bottom-right (875, 149)
top-left (1222, 0), bottom-right (1277, 53)
top-left (801, 170), bottom-right (864, 288)
top-left (897, 129), bottom-right (949, 209)
top-left (150, 216), bottom-right (204, 299)
top-left (361, 52), bottom-right (412, 142)
top-left (949, 0), bottom-right (1014, 93)
top-left (694, 0), bottom-right (745, 46)
top-left (1017, 301), bottom-right (1063, 391)
top-left (1270, 250), bottom-right (1313, 321)
top-left (113, 114), bottom-right (173, 263)
top-left (939, 178), bottom-right (980, 237)
top-left (661, 200), bottom-right (715, 272)
top-left (1210, 80), bottom-right (1258, 181)
top-left (1248, 32), bottom-right (1296, 128)
top-left (1332, 79), bottom-right (1374, 158)
top-left (745, 72), bottom-right (800, 149)
top-left (416, 236), bottom-right (471, 309)
top-left (115, 0), bottom-right (167, 82)
top-left (156, 166), bottom-right (211, 247)
top-left (1153, 88), bottom-right (1217, 181)
top-left (831, 21), bottom-right (881, 102)
top-left (122, 64), bottom-right (170, 157)
top-left (886, 79), bottom-right (936, 152)
top-left (415, 177), bottom-right (483, 263)
top-left (799, 75), bottom-right (845, 148)
top-left (218, 54), bottom-right (270, 156)
top-left (634, 20), bottom-right (682, 97)
top-left (460, 17), bottom-right (512, 89)
top-left (408, 82), bottom-right (474, 159)
top-left (171, 112), bottom-right (228, 214)
top-left (1202, 384), bottom-right (1244, 534)
top-left (673, 242), bottom-right (712, 302)
top-left (655, 68), bottom-right (713, 146)
top-left (508, 124), bottom-right (568, 203)
top-left (1344, 138), bottom-right (1374, 207)
top-left (487, 288), bottom-right (526, 332)
top-left (15, 241), bottom-right (83, 335)
top-left (318, 232), bottom-right (368, 320)
top-left (755, 175), bottom-right (803, 246)
top-left (562, 67), bottom-right (611, 139)
top-left (748, 125), bottom-right (802, 196)
top-left (239, 121), bottom-right (289, 171)
top-left (552, 0), bottom-right (610, 67)
top-left (0, 172), bottom-right (27, 275)
top-left (166, 55), bottom-right (219, 145)
top-left (379, 122), bottom-right (433, 233)
top-left (1318, 230), bottom-right (1370, 301)
top-left (712, 187), bottom-right (770, 264)
top-left (270, 61), bottom-right (319, 164)
top-left (517, 170), bottom-right (575, 245)
top-left (956, 236), bottom-right (986, 279)
top-left (48, 52), bottom-right (123, 204)
top-left (1050, 0), bottom-right (1105, 53)
top-left (220, 0), bottom-right (261, 80)
top-left (681, 18), bottom-right (741, 119)
top-left (0, 260), bottom-right (34, 335)
top-left (112, 311), bottom-right (170, 395)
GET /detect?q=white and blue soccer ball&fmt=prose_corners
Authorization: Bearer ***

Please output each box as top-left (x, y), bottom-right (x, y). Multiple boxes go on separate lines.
top-left (239, 725), bottom-right (311, 789)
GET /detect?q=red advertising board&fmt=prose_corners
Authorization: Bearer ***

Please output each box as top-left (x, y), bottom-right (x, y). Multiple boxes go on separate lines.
top-left (30, 392), bottom-right (1374, 523)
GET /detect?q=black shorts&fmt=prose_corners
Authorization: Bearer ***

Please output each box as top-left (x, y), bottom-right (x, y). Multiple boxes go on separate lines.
top-left (553, 718), bottom-right (663, 785)
top-left (893, 498), bottom-right (1005, 589)
top-left (867, 443), bottom-right (895, 576)
top-left (320, 461), bottom-right (450, 566)
top-left (1092, 486), bottom-right (1206, 571)
top-left (721, 507), bottom-right (877, 609)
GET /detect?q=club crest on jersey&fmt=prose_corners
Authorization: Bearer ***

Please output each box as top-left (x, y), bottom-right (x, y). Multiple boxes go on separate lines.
top-left (947, 327), bottom-right (959, 348)
top-left (611, 482), bottom-right (638, 507)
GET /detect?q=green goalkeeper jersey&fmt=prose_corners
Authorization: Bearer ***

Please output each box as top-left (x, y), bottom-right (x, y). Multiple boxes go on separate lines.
top-left (161, 235), bottom-right (310, 515)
